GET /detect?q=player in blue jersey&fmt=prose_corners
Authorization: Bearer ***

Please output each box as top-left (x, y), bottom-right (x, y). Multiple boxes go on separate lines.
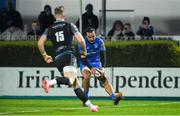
top-left (78, 27), bottom-right (122, 105)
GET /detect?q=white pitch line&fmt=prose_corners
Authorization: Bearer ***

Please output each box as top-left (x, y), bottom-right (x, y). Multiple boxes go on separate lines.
top-left (0, 109), bottom-right (44, 115)
top-left (159, 102), bottom-right (180, 105)
top-left (0, 107), bottom-right (88, 115)
top-left (107, 101), bottom-right (180, 108)
top-left (0, 102), bottom-right (180, 115)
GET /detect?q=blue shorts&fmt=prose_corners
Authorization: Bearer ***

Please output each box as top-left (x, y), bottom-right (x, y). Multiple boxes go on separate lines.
top-left (79, 60), bottom-right (102, 71)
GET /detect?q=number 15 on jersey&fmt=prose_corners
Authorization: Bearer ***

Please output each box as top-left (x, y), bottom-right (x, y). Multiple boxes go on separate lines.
top-left (55, 31), bottom-right (65, 42)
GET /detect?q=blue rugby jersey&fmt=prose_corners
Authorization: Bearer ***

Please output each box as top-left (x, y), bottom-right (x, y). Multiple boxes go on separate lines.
top-left (78, 36), bottom-right (106, 70)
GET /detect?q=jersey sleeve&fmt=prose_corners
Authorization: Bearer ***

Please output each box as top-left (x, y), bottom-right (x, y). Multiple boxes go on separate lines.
top-left (42, 28), bottom-right (48, 36)
top-left (42, 28), bottom-right (49, 39)
top-left (70, 23), bottom-right (80, 35)
top-left (100, 39), bottom-right (106, 52)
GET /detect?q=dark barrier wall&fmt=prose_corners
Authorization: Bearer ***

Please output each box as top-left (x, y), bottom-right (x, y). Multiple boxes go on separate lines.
top-left (0, 40), bottom-right (180, 67)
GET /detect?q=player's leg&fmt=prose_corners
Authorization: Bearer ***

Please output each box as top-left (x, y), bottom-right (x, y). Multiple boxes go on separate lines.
top-left (99, 76), bottom-right (122, 105)
top-left (63, 65), bottom-right (98, 112)
top-left (96, 74), bottom-right (116, 99)
top-left (49, 54), bottom-right (98, 112)
top-left (42, 75), bottom-right (71, 93)
top-left (42, 54), bottom-right (72, 93)
top-left (81, 68), bottom-right (92, 98)
top-left (95, 68), bottom-right (122, 105)
top-left (53, 53), bottom-right (77, 86)
top-left (103, 78), bottom-right (116, 98)
top-left (73, 77), bottom-right (97, 112)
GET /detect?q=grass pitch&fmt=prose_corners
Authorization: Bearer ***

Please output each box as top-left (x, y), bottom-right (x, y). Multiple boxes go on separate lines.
top-left (0, 99), bottom-right (180, 115)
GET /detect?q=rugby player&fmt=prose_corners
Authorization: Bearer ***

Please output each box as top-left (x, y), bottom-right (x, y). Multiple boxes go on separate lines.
top-left (37, 6), bottom-right (98, 112)
top-left (78, 27), bottom-right (122, 105)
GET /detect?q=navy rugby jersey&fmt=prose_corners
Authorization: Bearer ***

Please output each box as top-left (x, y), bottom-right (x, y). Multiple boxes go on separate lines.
top-left (43, 20), bottom-right (79, 55)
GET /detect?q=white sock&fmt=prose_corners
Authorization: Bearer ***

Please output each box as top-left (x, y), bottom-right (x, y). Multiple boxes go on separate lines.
top-left (85, 100), bottom-right (94, 109)
top-left (49, 79), bottom-right (57, 86)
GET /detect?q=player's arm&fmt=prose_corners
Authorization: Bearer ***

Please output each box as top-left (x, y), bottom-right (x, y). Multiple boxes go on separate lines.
top-left (74, 33), bottom-right (93, 68)
top-left (74, 32), bottom-right (99, 74)
top-left (100, 51), bottom-right (107, 67)
top-left (100, 40), bottom-right (107, 67)
top-left (75, 34), bottom-right (97, 75)
top-left (70, 23), bottom-right (87, 57)
top-left (71, 23), bottom-right (96, 73)
top-left (74, 33), bottom-right (87, 57)
top-left (37, 34), bottom-right (53, 64)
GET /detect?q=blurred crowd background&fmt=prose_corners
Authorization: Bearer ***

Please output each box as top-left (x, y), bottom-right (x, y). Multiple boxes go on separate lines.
top-left (0, 0), bottom-right (180, 41)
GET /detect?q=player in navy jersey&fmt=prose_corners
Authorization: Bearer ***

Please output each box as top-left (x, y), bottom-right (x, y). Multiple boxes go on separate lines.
top-left (78, 27), bottom-right (122, 105)
top-left (37, 6), bottom-right (98, 112)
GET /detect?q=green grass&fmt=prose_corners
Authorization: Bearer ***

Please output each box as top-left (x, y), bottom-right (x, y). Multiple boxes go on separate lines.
top-left (0, 99), bottom-right (180, 115)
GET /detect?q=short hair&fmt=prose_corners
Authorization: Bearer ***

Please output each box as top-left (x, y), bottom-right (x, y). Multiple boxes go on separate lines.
top-left (124, 23), bottom-right (131, 27)
top-left (86, 27), bottom-right (95, 33)
top-left (85, 4), bottom-right (93, 11)
top-left (44, 5), bottom-right (51, 11)
top-left (112, 20), bottom-right (124, 31)
top-left (143, 16), bottom-right (150, 24)
top-left (55, 6), bottom-right (65, 16)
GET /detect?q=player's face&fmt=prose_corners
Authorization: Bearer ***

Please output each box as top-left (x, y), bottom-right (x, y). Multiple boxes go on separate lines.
top-left (87, 31), bottom-right (96, 43)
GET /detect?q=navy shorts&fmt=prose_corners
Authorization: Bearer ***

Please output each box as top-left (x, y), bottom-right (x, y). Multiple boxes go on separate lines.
top-left (55, 51), bottom-right (77, 75)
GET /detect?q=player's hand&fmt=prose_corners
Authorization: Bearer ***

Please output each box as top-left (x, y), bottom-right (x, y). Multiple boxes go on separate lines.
top-left (101, 68), bottom-right (106, 76)
top-left (43, 54), bottom-right (53, 64)
top-left (93, 68), bottom-right (106, 77)
top-left (91, 68), bottom-right (98, 76)
top-left (81, 51), bottom-right (87, 58)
